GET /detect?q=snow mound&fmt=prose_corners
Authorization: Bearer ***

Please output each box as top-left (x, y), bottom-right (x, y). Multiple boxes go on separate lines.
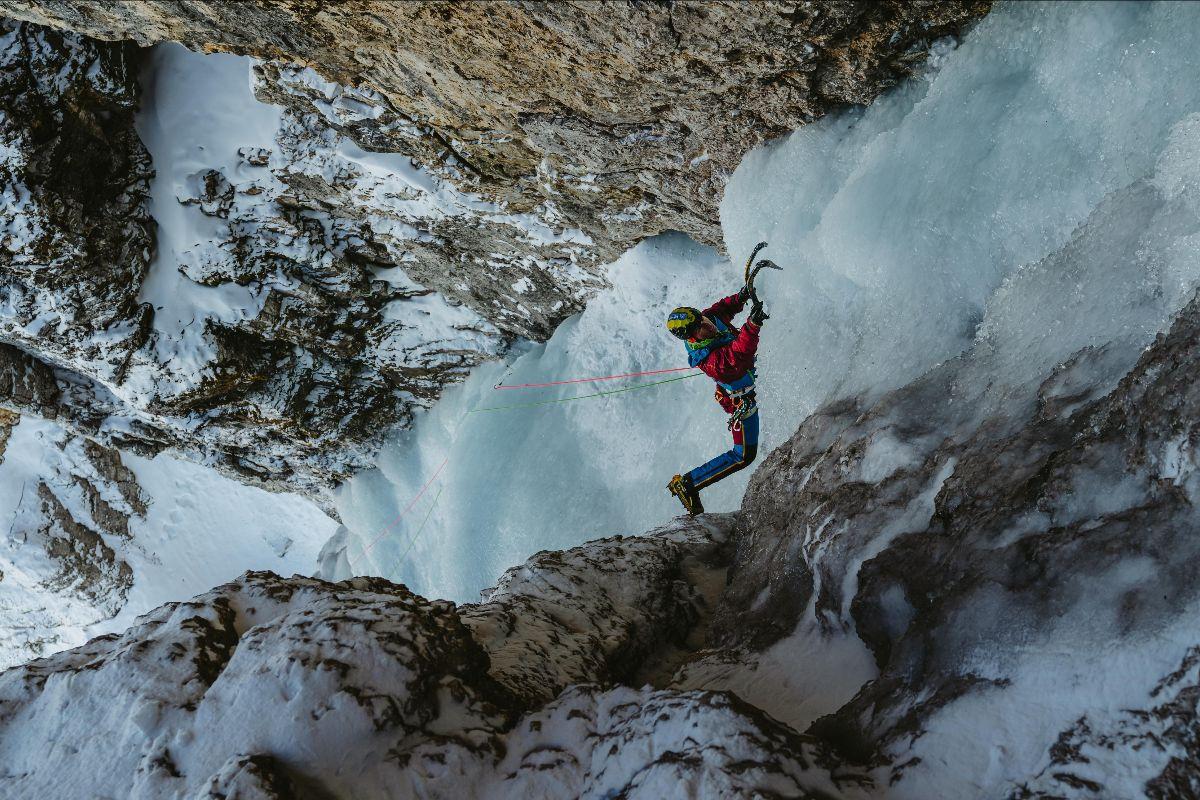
top-left (0, 517), bottom-right (846, 799)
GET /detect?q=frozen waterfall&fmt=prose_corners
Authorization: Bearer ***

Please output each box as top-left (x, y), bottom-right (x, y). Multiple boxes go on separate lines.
top-left (335, 0), bottom-right (1200, 603)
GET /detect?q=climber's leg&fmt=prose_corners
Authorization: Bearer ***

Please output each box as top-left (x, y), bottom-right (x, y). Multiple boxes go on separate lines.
top-left (687, 410), bottom-right (759, 491)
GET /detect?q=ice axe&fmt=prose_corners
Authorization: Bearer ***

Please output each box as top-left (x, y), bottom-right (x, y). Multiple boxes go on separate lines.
top-left (742, 241), bottom-right (782, 305)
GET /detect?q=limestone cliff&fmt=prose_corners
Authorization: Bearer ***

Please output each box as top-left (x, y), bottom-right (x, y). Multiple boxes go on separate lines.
top-left (1, 0), bottom-right (990, 250)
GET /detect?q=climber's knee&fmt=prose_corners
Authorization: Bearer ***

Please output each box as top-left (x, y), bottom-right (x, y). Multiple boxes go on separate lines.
top-left (741, 443), bottom-right (758, 466)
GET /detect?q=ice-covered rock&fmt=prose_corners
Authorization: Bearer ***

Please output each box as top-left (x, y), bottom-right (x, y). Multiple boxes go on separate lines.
top-left (0, 410), bottom-right (337, 669)
top-left (478, 684), bottom-right (847, 800)
top-left (685, 285), bottom-right (1200, 797)
top-left (0, 518), bottom-right (847, 799)
top-left (1015, 644), bottom-right (1200, 798)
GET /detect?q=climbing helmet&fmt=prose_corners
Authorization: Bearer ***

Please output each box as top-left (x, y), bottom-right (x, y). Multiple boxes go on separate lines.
top-left (667, 306), bottom-right (701, 340)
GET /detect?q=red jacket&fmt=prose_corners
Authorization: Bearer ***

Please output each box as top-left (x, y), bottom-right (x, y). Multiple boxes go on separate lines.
top-left (694, 294), bottom-right (760, 413)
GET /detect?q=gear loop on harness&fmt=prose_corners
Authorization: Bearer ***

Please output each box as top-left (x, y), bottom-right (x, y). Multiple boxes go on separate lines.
top-left (726, 391), bottom-right (758, 430)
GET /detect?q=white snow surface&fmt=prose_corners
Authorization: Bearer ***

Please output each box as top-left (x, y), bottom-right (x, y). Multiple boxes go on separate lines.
top-left (91, 445), bottom-right (337, 637)
top-left (337, 0), bottom-right (1200, 605)
top-left (0, 416), bottom-right (336, 669)
top-left (131, 44), bottom-right (284, 400)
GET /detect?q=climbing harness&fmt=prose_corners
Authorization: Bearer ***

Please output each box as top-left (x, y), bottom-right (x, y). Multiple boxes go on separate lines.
top-left (727, 394), bottom-right (759, 431)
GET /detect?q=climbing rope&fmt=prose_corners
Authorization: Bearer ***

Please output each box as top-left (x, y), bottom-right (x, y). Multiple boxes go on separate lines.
top-left (346, 454), bottom-right (449, 570)
top-left (383, 481), bottom-right (446, 578)
top-left (469, 371), bottom-right (703, 413)
top-left (495, 365), bottom-right (693, 390)
top-left (350, 365), bottom-right (703, 579)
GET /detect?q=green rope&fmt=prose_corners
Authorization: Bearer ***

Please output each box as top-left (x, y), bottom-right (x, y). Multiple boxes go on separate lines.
top-left (389, 481), bottom-right (446, 574)
top-left (381, 370), bottom-right (704, 573)
top-left (468, 371), bottom-right (704, 413)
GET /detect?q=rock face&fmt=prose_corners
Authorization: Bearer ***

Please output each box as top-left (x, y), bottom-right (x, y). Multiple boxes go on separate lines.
top-left (0, 3), bottom-right (989, 502)
top-left (462, 514), bottom-right (735, 705)
top-left (2, 0), bottom-right (990, 251)
top-left (0, 517), bottom-right (850, 799)
top-left (694, 288), bottom-right (1200, 793)
top-left (0, 410), bottom-right (145, 667)
top-left (0, 19), bottom-right (153, 387)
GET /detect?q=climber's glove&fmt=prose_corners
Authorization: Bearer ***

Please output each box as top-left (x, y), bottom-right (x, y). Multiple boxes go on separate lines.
top-left (737, 284), bottom-right (753, 303)
top-left (749, 299), bottom-right (769, 326)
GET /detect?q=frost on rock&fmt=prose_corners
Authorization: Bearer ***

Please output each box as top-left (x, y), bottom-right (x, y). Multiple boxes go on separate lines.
top-left (0, 521), bottom-right (847, 799)
top-left (0, 19), bottom-right (153, 396)
top-left (189, 754), bottom-right (299, 800)
top-left (685, 287), bottom-right (1200, 797)
top-left (256, 61), bottom-right (607, 342)
top-left (0, 411), bottom-right (143, 668)
top-left (462, 514), bottom-right (736, 706)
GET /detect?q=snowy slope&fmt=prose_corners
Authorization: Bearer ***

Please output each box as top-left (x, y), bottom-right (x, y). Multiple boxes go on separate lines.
top-left (0, 414), bottom-right (336, 669)
top-left (0, 518), bottom-right (851, 800)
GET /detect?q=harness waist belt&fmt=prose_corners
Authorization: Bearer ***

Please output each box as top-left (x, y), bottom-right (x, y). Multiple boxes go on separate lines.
top-left (726, 385), bottom-right (756, 400)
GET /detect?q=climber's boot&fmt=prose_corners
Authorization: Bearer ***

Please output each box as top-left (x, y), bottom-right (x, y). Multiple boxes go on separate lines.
top-left (667, 473), bottom-right (704, 515)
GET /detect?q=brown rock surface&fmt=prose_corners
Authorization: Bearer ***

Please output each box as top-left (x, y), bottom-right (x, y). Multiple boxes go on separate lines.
top-left (0, 0), bottom-right (990, 251)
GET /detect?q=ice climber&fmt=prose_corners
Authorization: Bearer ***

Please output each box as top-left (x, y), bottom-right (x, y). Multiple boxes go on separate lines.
top-left (666, 285), bottom-right (768, 515)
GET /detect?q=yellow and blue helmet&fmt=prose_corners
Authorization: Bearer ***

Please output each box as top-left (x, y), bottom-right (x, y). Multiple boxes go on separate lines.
top-left (666, 306), bottom-right (701, 340)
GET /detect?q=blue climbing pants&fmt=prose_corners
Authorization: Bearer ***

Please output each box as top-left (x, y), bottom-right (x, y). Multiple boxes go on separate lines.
top-left (687, 409), bottom-right (760, 491)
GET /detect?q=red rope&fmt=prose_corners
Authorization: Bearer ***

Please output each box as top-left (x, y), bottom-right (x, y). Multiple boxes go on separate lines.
top-left (349, 455), bottom-right (449, 567)
top-left (495, 366), bottom-right (692, 390)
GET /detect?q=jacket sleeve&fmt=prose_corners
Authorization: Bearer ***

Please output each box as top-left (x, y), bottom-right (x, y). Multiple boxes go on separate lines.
top-left (702, 321), bottom-right (760, 380)
top-left (701, 293), bottom-right (746, 325)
